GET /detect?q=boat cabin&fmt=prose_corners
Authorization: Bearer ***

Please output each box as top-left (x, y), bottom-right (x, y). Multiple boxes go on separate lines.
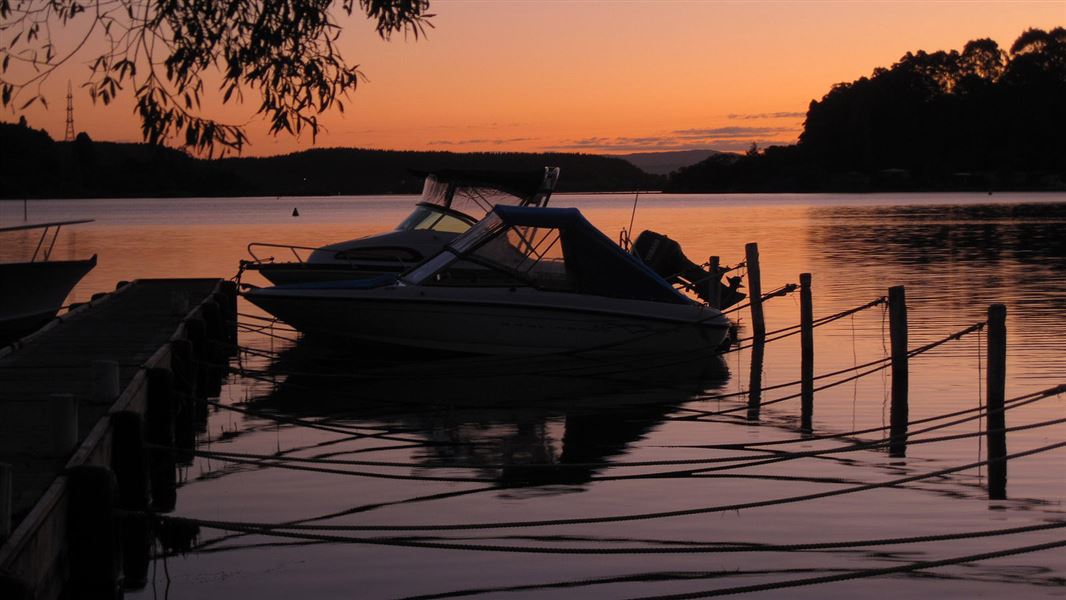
top-left (402, 206), bottom-right (691, 305)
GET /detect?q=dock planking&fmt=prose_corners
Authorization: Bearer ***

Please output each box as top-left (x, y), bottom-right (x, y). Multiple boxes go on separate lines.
top-left (0, 278), bottom-right (231, 598)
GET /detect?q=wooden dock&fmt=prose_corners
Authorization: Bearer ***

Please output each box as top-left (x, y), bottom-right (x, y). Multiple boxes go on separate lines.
top-left (0, 278), bottom-right (236, 599)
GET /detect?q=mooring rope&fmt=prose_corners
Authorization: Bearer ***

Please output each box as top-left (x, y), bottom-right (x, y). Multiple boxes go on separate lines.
top-left (167, 384), bottom-right (1065, 474)
top-left (145, 514), bottom-right (1066, 556)
top-left (203, 399), bottom-right (478, 447)
top-left (156, 431), bottom-right (1066, 529)
top-left (665, 384), bottom-right (1064, 450)
top-left (630, 537), bottom-right (1066, 599)
top-left (729, 295), bottom-right (886, 346)
top-left (719, 283), bottom-right (799, 316)
top-left (677, 321), bottom-right (986, 418)
top-left (162, 412), bottom-right (1066, 485)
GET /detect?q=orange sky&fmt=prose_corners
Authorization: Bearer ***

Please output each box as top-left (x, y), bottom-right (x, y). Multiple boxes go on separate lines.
top-left (8, 0), bottom-right (1065, 156)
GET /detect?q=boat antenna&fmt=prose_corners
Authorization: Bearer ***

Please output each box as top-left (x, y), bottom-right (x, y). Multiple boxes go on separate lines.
top-left (627, 191), bottom-right (641, 239)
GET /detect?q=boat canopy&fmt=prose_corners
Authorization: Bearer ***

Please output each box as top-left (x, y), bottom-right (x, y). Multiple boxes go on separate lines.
top-left (414, 167), bottom-right (560, 223)
top-left (403, 205), bottom-right (691, 304)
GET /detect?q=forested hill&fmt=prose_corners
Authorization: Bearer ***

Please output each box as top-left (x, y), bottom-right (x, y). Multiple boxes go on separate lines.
top-left (667, 28), bottom-right (1066, 192)
top-left (0, 128), bottom-right (661, 199)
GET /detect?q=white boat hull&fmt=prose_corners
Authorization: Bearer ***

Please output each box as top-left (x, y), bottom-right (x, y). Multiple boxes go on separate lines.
top-left (245, 286), bottom-right (730, 355)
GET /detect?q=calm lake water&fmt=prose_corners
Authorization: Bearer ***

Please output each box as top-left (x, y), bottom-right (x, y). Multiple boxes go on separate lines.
top-left (2, 192), bottom-right (1065, 599)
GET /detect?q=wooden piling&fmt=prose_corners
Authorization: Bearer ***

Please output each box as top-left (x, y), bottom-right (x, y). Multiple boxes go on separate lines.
top-left (110, 411), bottom-right (151, 590)
top-left (65, 465), bottom-right (120, 599)
top-left (708, 256), bottom-right (721, 309)
top-left (145, 367), bottom-right (177, 511)
top-left (90, 360), bottom-right (120, 406)
top-left (800, 273), bottom-right (814, 432)
top-left (746, 339), bottom-right (765, 421)
top-left (201, 301), bottom-right (226, 397)
top-left (183, 317), bottom-right (209, 399)
top-left (110, 411), bottom-right (148, 511)
top-left (987, 303), bottom-right (1007, 500)
top-left (744, 243), bottom-right (765, 339)
top-left (217, 282), bottom-right (240, 357)
top-left (888, 286), bottom-right (909, 457)
top-left (0, 463), bottom-right (10, 539)
top-left (48, 394), bottom-right (78, 457)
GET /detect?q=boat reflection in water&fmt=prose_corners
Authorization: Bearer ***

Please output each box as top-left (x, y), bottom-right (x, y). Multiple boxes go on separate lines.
top-left (244, 339), bottom-right (730, 489)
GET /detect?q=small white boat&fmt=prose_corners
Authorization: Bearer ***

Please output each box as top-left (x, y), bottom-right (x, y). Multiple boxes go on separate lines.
top-left (0, 219), bottom-right (96, 345)
top-left (245, 206), bottom-right (730, 355)
top-left (241, 167), bottom-right (560, 285)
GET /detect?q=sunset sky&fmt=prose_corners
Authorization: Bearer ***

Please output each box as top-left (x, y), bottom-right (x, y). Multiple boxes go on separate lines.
top-left (10, 0), bottom-right (1065, 156)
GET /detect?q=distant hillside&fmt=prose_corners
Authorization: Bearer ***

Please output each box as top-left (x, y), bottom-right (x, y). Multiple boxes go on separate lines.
top-left (0, 124), bottom-right (663, 199)
top-left (617, 150), bottom-right (719, 175)
top-left (219, 148), bottom-right (662, 196)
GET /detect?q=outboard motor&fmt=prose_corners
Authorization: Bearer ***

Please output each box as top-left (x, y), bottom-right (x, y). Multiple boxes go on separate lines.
top-left (631, 231), bottom-right (745, 309)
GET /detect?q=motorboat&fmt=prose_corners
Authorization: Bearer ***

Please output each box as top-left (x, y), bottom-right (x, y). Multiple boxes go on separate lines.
top-left (244, 205), bottom-right (731, 355)
top-left (240, 167), bottom-right (560, 285)
top-left (0, 219), bottom-right (97, 346)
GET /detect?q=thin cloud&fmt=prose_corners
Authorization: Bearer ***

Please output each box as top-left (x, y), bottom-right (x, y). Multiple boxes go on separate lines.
top-left (727, 111), bottom-right (806, 120)
top-left (672, 126), bottom-right (798, 139)
top-left (547, 128), bottom-right (800, 153)
top-left (427, 137), bottom-right (535, 146)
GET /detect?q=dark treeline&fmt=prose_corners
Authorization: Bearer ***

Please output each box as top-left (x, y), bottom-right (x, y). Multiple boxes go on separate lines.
top-left (0, 124), bottom-right (660, 198)
top-left (668, 28), bottom-right (1066, 192)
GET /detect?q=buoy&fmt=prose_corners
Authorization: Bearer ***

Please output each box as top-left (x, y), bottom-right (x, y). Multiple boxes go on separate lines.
top-left (292, 207), bottom-right (300, 217)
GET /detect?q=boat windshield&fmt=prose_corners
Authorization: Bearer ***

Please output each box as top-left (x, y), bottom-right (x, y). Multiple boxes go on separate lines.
top-left (403, 206), bottom-right (690, 303)
top-left (395, 204), bottom-right (477, 234)
top-left (404, 216), bottom-right (570, 290)
top-left (418, 172), bottom-right (552, 222)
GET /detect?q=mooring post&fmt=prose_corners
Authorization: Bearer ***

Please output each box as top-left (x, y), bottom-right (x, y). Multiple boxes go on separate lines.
top-left (110, 411), bottom-right (148, 511)
top-left (747, 339), bottom-right (765, 421)
top-left (708, 256), bottom-right (721, 309)
top-left (202, 300), bottom-right (224, 346)
top-left (0, 462), bottom-right (11, 539)
top-left (48, 393), bottom-right (78, 457)
top-left (169, 291), bottom-right (190, 316)
top-left (201, 301), bottom-right (226, 397)
top-left (987, 303), bottom-right (1007, 500)
top-left (145, 367), bottom-right (177, 511)
top-left (110, 410), bottom-right (151, 589)
top-left (218, 280), bottom-right (238, 319)
top-left (170, 338), bottom-right (197, 399)
top-left (744, 243), bottom-right (765, 339)
top-left (888, 286), bottom-right (909, 457)
top-left (171, 338), bottom-right (206, 425)
top-left (90, 359), bottom-right (120, 406)
top-left (65, 465), bottom-right (121, 599)
top-left (183, 317), bottom-right (209, 400)
top-left (800, 273), bottom-right (814, 433)
top-left (217, 282), bottom-right (240, 357)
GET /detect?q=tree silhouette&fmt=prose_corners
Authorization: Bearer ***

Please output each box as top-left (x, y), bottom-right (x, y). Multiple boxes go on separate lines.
top-left (0, 1), bottom-right (433, 154)
top-left (669, 28), bottom-right (1066, 192)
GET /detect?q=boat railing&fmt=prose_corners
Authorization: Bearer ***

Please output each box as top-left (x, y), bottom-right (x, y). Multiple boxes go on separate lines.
top-left (245, 242), bottom-right (426, 267)
top-left (245, 242), bottom-right (322, 264)
top-left (0, 219), bottom-right (94, 262)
